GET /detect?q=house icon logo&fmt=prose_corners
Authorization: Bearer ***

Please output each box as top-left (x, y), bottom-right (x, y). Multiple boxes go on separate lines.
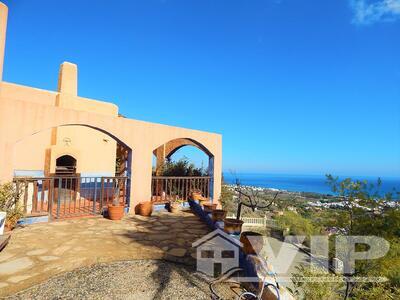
top-left (192, 229), bottom-right (242, 277)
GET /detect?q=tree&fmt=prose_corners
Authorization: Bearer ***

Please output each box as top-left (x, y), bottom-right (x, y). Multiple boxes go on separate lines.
top-left (155, 157), bottom-right (207, 176)
top-left (325, 174), bottom-right (399, 299)
top-left (233, 179), bottom-right (280, 219)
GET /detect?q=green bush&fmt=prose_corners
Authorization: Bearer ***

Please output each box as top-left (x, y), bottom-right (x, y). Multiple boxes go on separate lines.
top-left (276, 211), bottom-right (321, 236)
top-left (275, 211), bottom-right (322, 246)
top-left (0, 182), bottom-right (24, 229)
top-left (290, 265), bottom-right (344, 300)
top-left (219, 184), bottom-right (235, 212)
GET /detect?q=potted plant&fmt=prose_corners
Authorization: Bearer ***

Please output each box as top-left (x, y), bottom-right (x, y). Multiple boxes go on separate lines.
top-left (170, 198), bottom-right (183, 213)
top-left (108, 197), bottom-right (125, 220)
top-left (203, 202), bottom-right (217, 213)
top-left (240, 231), bottom-right (264, 255)
top-left (190, 189), bottom-right (201, 200)
top-left (191, 189), bottom-right (209, 203)
top-left (0, 182), bottom-right (23, 232)
top-left (223, 218), bottom-right (244, 235)
top-left (211, 209), bottom-right (227, 222)
top-left (137, 201), bottom-right (153, 217)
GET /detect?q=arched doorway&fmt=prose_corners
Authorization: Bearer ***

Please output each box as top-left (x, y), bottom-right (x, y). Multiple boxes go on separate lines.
top-left (12, 124), bottom-right (132, 219)
top-left (55, 155), bottom-right (77, 175)
top-left (151, 138), bottom-right (214, 203)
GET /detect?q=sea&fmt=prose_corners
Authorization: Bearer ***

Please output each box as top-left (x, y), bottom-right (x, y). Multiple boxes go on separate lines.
top-left (222, 173), bottom-right (400, 197)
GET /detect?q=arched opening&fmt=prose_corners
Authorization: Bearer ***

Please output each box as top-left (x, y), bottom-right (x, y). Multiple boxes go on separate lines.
top-left (151, 138), bottom-right (214, 203)
top-left (55, 155), bottom-right (77, 175)
top-left (12, 124), bottom-right (132, 219)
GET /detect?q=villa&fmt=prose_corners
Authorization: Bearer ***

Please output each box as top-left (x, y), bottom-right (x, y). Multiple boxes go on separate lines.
top-left (0, 2), bottom-right (222, 220)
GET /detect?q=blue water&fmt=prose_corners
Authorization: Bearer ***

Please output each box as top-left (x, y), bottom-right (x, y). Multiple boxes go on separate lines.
top-left (223, 173), bottom-right (400, 197)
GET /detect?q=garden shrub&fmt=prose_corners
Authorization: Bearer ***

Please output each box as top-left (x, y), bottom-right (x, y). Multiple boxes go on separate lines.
top-left (0, 182), bottom-right (24, 229)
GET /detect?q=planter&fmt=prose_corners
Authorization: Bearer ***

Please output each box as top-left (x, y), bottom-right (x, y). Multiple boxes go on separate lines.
top-left (191, 191), bottom-right (202, 201)
top-left (170, 203), bottom-right (181, 213)
top-left (107, 204), bottom-right (124, 220)
top-left (240, 231), bottom-right (264, 255)
top-left (203, 202), bottom-right (217, 214)
top-left (137, 201), bottom-right (153, 217)
top-left (212, 209), bottom-right (227, 222)
top-left (198, 197), bottom-right (208, 205)
top-left (223, 218), bottom-right (244, 235)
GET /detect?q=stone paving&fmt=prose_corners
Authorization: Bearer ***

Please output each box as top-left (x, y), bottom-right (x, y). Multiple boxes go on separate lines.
top-left (0, 211), bottom-right (210, 297)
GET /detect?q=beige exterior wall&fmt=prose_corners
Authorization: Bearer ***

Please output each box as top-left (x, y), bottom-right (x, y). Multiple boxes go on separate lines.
top-left (13, 128), bottom-right (51, 174)
top-left (51, 125), bottom-right (117, 176)
top-left (0, 2), bottom-right (222, 210)
top-left (7, 62), bottom-right (119, 178)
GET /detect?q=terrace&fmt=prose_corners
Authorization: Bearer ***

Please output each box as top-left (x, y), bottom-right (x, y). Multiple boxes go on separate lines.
top-left (0, 211), bottom-right (210, 297)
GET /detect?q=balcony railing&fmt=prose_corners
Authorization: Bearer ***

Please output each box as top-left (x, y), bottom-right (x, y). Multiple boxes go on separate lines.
top-left (151, 176), bottom-right (211, 203)
top-left (13, 176), bottom-right (128, 219)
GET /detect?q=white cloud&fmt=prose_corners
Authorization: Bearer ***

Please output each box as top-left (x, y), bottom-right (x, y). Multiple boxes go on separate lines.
top-left (350, 0), bottom-right (400, 25)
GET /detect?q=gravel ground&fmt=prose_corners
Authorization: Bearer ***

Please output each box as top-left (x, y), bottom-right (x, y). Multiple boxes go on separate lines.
top-left (6, 260), bottom-right (214, 300)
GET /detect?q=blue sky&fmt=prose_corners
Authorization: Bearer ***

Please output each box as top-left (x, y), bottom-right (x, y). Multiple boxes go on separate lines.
top-left (2, 0), bottom-right (400, 177)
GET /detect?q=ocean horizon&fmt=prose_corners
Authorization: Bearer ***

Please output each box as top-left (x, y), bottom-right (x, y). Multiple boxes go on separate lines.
top-left (222, 173), bottom-right (400, 197)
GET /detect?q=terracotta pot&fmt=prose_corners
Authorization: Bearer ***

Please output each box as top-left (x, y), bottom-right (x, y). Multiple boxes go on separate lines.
top-left (240, 231), bottom-right (264, 255)
top-left (191, 191), bottom-right (202, 200)
top-left (198, 197), bottom-right (208, 205)
top-left (170, 203), bottom-right (181, 213)
top-left (4, 224), bottom-right (14, 232)
top-left (203, 202), bottom-right (217, 213)
top-left (138, 201), bottom-right (153, 217)
top-left (224, 218), bottom-right (244, 235)
top-left (212, 209), bottom-right (227, 222)
top-left (108, 204), bottom-right (125, 220)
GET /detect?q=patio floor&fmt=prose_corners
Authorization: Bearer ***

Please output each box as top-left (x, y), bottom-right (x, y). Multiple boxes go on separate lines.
top-left (0, 211), bottom-right (210, 297)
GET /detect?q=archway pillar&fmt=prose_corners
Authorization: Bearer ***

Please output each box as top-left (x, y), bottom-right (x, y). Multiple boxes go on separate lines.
top-left (211, 149), bottom-right (222, 206)
top-left (129, 146), bottom-right (153, 213)
top-left (154, 145), bottom-right (165, 176)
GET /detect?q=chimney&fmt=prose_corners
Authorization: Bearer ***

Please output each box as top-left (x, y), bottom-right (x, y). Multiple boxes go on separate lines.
top-left (57, 62), bottom-right (78, 96)
top-left (0, 2), bottom-right (8, 82)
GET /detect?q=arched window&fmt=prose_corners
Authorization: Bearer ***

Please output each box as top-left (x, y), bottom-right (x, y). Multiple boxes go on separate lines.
top-left (55, 155), bottom-right (77, 175)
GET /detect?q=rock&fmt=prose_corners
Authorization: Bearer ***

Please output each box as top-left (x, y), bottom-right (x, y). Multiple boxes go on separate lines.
top-left (52, 245), bottom-right (72, 255)
top-left (147, 233), bottom-right (177, 241)
top-left (0, 252), bottom-right (15, 263)
top-left (115, 235), bottom-right (134, 245)
top-left (0, 257), bottom-right (34, 275)
top-left (152, 226), bottom-right (167, 231)
top-left (175, 238), bottom-right (186, 246)
top-left (49, 221), bottom-right (68, 226)
top-left (74, 246), bottom-right (86, 251)
top-left (188, 229), bottom-right (207, 235)
top-left (0, 282), bottom-right (9, 288)
top-left (39, 256), bottom-right (59, 262)
top-left (167, 248), bottom-right (187, 257)
top-left (26, 249), bottom-right (48, 256)
top-left (7, 275), bottom-right (32, 283)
